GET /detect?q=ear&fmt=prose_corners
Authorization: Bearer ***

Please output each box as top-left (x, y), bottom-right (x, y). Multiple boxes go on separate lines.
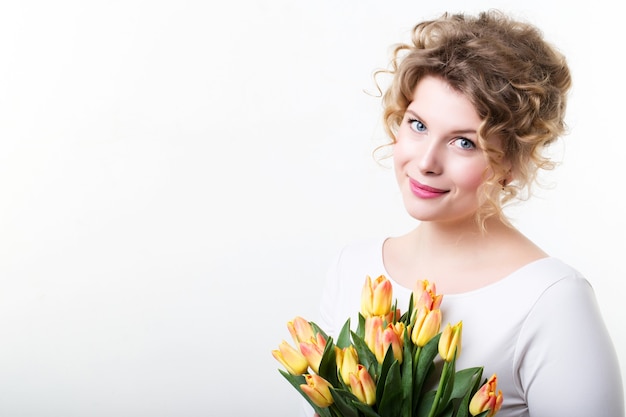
top-left (500, 170), bottom-right (513, 186)
top-left (500, 156), bottom-right (514, 184)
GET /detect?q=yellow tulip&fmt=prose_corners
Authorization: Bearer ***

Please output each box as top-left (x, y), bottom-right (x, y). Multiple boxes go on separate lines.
top-left (438, 321), bottom-right (462, 362)
top-left (299, 333), bottom-right (327, 374)
top-left (300, 374), bottom-right (334, 408)
top-left (288, 316), bottom-right (315, 345)
top-left (410, 307), bottom-right (442, 347)
top-left (361, 275), bottom-right (393, 317)
top-left (335, 345), bottom-right (359, 385)
top-left (349, 365), bottom-right (377, 405)
top-left (382, 322), bottom-right (405, 363)
top-left (469, 374), bottom-right (503, 417)
top-left (272, 340), bottom-right (309, 375)
top-left (413, 279), bottom-right (443, 311)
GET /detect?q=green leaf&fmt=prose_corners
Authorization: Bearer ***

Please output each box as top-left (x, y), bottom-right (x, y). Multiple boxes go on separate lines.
top-left (400, 293), bottom-right (414, 325)
top-left (356, 313), bottom-right (366, 339)
top-left (317, 337), bottom-right (340, 387)
top-left (413, 334), bottom-right (441, 413)
top-left (437, 401), bottom-right (455, 417)
top-left (351, 331), bottom-right (378, 378)
top-left (415, 390), bottom-right (435, 417)
top-left (330, 388), bottom-right (361, 417)
top-left (377, 360), bottom-right (404, 417)
top-left (417, 334), bottom-right (441, 380)
top-left (353, 401), bottom-right (383, 417)
top-left (455, 370), bottom-right (484, 417)
top-left (311, 321), bottom-right (329, 341)
top-left (336, 319), bottom-right (353, 349)
top-left (376, 347), bottom-right (395, 403)
top-left (400, 336), bottom-right (414, 417)
top-left (278, 370), bottom-right (332, 417)
top-left (449, 367), bottom-right (483, 400)
top-left (278, 369), bottom-right (306, 392)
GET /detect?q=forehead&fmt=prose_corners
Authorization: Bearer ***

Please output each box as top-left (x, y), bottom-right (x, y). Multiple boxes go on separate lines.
top-left (408, 76), bottom-right (482, 131)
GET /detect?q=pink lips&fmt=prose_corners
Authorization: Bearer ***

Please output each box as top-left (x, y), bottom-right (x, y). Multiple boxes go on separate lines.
top-left (409, 178), bottom-right (448, 199)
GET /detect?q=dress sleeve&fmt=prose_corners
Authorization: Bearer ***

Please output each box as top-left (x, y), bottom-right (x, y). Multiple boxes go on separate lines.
top-left (517, 276), bottom-right (624, 416)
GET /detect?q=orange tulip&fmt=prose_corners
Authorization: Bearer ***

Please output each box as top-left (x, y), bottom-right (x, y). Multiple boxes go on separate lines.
top-left (438, 321), bottom-right (462, 362)
top-left (411, 307), bottom-right (442, 347)
top-left (382, 322), bottom-right (405, 363)
top-left (288, 316), bottom-right (315, 345)
top-left (299, 333), bottom-right (327, 374)
top-left (469, 374), bottom-right (503, 417)
top-left (364, 316), bottom-right (385, 363)
top-left (413, 279), bottom-right (443, 311)
top-left (272, 340), bottom-right (309, 375)
top-left (384, 307), bottom-right (402, 324)
top-left (335, 345), bottom-right (359, 385)
top-left (361, 275), bottom-right (393, 317)
top-left (349, 365), bottom-right (377, 405)
top-left (300, 374), bottom-right (334, 408)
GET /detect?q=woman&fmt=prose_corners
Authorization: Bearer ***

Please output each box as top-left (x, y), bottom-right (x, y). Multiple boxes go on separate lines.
top-left (305, 9), bottom-right (624, 417)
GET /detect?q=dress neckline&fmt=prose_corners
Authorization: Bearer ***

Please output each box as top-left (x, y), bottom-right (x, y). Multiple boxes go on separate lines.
top-left (377, 236), bottom-right (556, 297)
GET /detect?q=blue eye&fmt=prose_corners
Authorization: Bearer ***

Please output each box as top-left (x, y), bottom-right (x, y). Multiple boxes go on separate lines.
top-left (409, 119), bottom-right (426, 132)
top-left (454, 138), bottom-right (476, 150)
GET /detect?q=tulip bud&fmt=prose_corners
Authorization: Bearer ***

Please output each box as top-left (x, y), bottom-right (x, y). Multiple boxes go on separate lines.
top-left (288, 316), bottom-right (315, 346)
top-left (413, 279), bottom-right (443, 311)
top-left (382, 322), bottom-right (405, 363)
top-left (335, 345), bottom-right (359, 385)
top-left (438, 321), bottom-right (462, 362)
top-left (384, 307), bottom-right (402, 324)
top-left (411, 307), bottom-right (442, 347)
top-left (300, 374), bottom-right (334, 408)
top-left (272, 340), bottom-right (309, 375)
top-left (299, 333), bottom-right (327, 374)
top-left (469, 374), bottom-right (503, 417)
top-left (361, 275), bottom-right (393, 317)
top-left (364, 316), bottom-right (385, 363)
top-left (349, 365), bottom-right (377, 405)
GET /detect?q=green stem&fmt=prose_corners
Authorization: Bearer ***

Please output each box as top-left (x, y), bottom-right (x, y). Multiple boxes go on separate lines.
top-left (411, 346), bottom-right (422, 417)
top-left (413, 346), bottom-right (422, 373)
top-left (427, 360), bottom-right (452, 417)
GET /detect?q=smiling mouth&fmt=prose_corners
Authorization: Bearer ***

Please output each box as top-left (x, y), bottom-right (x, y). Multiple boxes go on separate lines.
top-left (409, 179), bottom-right (448, 198)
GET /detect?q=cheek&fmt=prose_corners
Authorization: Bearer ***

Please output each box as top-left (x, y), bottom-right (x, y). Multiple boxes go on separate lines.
top-left (392, 142), bottom-right (413, 182)
top-left (391, 136), bottom-right (413, 168)
top-left (453, 161), bottom-right (489, 191)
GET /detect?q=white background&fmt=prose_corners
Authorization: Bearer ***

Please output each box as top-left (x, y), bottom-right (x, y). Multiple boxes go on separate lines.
top-left (0, 1), bottom-right (623, 416)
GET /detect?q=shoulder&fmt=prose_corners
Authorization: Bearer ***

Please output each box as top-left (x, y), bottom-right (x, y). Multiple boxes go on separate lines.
top-left (523, 258), bottom-right (596, 315)
top-left (323, 236), bottom-right (388, 297)
top-left (510, 258), bottom-right (607, 342)
top-left (335, 237), bottom-right (386, 262)
top-left (507, 257), bottom-right (588, 294)
top-left (327, 237), bottom-right (388, 282)
top-left (468, 257), bottom-right (592, 320)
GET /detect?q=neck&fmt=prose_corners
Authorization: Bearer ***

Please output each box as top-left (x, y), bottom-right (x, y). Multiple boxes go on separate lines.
top-left (410, 216), bottom-right (512, 250)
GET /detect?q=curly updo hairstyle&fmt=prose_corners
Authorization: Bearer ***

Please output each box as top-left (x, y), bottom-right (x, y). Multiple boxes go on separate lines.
top-left (378, 10), bottom-right (572, 227)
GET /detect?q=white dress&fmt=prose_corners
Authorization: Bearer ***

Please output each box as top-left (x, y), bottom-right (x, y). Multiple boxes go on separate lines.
top-left (301, 237), bottom-right (624, 417)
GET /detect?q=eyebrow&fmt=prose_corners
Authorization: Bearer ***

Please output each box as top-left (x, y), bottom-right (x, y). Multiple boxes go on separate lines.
top-left (405, 109), bottom-right (478, 136)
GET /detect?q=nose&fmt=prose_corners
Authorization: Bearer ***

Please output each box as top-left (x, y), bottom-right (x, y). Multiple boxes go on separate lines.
top-left (417, 139), bottom-right (442, 175)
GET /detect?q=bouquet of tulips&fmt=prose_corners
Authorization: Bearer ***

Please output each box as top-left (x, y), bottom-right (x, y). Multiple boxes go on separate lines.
top-left (272, 275), bottom-right (503, 417)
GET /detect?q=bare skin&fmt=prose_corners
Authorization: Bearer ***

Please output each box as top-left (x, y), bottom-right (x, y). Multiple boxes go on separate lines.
top-left (382, 216), bottom-right (547, 294)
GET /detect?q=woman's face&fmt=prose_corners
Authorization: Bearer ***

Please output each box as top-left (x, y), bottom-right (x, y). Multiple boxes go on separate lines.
top-left (393, 75), bottom-right (496, 225)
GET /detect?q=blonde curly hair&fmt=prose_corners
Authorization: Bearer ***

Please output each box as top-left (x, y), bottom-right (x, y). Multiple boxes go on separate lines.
top-left (376, 10), bottom-right (572, 228)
